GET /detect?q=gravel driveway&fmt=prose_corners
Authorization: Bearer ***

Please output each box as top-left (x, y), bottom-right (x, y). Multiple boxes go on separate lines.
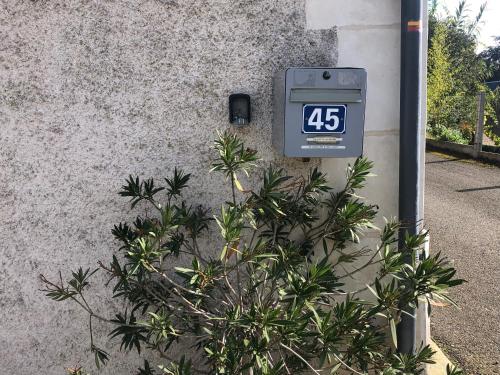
top-left (425, 151), bottom-right (500, 375)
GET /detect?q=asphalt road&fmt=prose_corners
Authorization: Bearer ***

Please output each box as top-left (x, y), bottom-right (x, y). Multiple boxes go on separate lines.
top-left (425, 152), bottom-right (500, 375)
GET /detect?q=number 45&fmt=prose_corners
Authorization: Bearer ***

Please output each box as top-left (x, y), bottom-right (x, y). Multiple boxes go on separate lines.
top-left (308, 108), bottom-right (340, 131)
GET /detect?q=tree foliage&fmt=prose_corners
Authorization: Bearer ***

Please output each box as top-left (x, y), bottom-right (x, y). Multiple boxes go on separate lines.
top-left (480, 38), bottom-right (500, 140)
top-left (484, 87), bottom-right (500, 144)
top-left (480, 36), bottom-right (500, 82)
top-left (427, 0), bottom-right (489, 143)
top-left (42, 132), bottom-right (464, 375)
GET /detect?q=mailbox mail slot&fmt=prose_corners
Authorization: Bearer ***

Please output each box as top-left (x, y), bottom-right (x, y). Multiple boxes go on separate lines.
top-left (289, 89), bottom-right (362, 103)
top-left (272, 68), bottom-right (367, 158)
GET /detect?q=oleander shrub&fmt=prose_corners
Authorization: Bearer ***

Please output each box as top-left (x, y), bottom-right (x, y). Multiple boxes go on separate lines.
top-left (42, 132), bottom-right (464, 375)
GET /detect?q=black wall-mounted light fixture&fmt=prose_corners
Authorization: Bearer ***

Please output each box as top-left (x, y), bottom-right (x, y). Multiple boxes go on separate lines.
top-left (229, 93), bottom-right (251, 126)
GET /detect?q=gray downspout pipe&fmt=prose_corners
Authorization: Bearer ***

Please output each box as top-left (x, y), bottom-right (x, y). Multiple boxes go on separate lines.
top-left (397, 0), bottom-right (424, 354)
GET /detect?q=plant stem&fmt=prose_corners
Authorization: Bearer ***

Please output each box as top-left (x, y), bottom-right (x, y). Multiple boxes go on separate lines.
top-left (279, 343), bottom-right (321, 375)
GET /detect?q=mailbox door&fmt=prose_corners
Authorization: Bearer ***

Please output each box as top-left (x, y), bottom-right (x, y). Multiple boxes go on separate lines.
top-left (283, 68), bottom-right (367, 158)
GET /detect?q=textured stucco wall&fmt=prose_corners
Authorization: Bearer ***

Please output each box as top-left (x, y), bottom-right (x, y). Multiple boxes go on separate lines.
top-left (0, 1), bottom-right (338, 374)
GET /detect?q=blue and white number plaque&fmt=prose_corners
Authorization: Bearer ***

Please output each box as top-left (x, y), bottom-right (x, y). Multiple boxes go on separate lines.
top-left (302, 104), bottom-right (346, 134)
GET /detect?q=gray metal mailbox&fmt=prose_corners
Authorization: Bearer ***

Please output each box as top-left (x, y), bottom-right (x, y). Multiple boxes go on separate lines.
top-left (272, 67), bottom-right (367, 158)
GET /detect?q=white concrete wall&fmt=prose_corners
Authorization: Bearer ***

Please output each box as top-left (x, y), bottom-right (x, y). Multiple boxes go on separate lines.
top-left (306, 0), bottom-right (401, 293)
top-left (418, 0), bottom-right (431, 354)
top-left (307, 0), bottom-right (430, 356)
top-left (306, 0), bottom-right (401, 227)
